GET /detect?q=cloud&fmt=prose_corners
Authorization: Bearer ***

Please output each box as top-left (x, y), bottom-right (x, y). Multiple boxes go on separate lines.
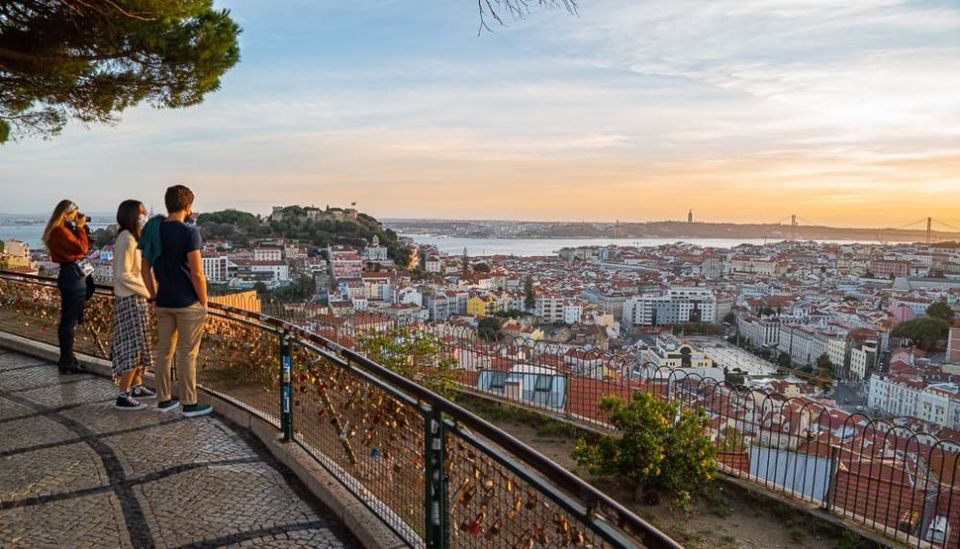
top-left (1, 0), bottom-right (957, 225)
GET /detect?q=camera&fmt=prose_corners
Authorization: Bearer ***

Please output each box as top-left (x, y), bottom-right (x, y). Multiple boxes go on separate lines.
top-left (78, 213), bottom-right (91, 223)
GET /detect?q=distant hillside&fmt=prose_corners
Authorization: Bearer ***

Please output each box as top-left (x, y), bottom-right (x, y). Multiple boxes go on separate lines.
top-left (522, 221), bottom-right (960, 242)
top-left (198, 206), bottom-right (411, 265)
top-left (386, 218), bottom-right (960, 243)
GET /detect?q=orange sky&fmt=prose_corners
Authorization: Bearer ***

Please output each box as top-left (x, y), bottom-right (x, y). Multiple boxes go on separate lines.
top-left (2, 1), bottom-right (958, 227)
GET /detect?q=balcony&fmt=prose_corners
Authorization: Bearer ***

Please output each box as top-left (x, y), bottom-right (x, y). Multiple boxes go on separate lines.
top-left (0, 271), bottom-right (677, 548)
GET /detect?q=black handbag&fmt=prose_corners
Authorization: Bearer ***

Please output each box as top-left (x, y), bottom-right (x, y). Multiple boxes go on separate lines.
top-left (84, 274), bottom-right (96, 301)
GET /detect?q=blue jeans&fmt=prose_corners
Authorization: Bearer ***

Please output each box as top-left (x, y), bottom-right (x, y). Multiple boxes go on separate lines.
top-left (57, 265), bottom-right (86, 365)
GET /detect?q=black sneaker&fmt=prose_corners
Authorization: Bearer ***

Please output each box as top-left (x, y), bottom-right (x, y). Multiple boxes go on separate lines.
top-left (182, 403), bottom-right (213, 418)
top-left (57, 362), bottom-right (84, 374)
top-left (157, 399), bottom-right (180, 413)
top-left (115, 395), bottom-right (146, 411)
top-left (131, 385), bottom-right (157, 399)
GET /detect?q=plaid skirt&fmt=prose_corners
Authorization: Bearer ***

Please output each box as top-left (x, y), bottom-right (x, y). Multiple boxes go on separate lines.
top-left (111, 295), bottom-right (154, 378)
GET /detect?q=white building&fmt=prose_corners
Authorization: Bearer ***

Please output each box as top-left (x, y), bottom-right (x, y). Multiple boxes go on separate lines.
top-left (737, 315), bottom-right (781, 348)
top-left (254, 246), bottom-right (282, 262)
top-left (202, 255), bottom-right (231, 283)
top-left (637, 333), bottom-right (723, 382)
top-left (424, 257), bottom-right (442, 273)
top-left (363, 235), bottom-right (389, 262)
top-left (730, 256), bottom-right (781, 276)
top-left (395, 287), bottom-right (423, 307)
top-left (233, 260), bottom-right (290, 284)
top-left (362, 273), bottom-right (392, 301)
top-left (535, 294), bottom-right (564, 324)
top-left (425, 289), bottom-right (468, 320)
top-left (562, 301), bottom-right (583, 325)
top-left (848, 341), bottom-right (877, 381)
top-left (869, 376), bottom-right (960, 430)
top-left (623, 287), bottom-right (717, 328)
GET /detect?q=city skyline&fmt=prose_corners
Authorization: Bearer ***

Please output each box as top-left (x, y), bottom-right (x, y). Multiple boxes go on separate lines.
top-left (1, 0), bottom-right (958, 227)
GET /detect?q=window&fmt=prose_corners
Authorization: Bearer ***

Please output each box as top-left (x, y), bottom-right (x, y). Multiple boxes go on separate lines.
top-left (487, 372), bottom-right (508, 391)
top-left (534, 375), bottom-right (553, 392)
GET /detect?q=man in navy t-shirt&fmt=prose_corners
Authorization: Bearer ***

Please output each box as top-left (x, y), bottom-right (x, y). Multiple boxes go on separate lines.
top-left (142, 185), bottom-right (212, 418)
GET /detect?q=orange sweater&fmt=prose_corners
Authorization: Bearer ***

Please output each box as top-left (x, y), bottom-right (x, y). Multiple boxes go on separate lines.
top-left (47, 225), bottom-right (90, 264)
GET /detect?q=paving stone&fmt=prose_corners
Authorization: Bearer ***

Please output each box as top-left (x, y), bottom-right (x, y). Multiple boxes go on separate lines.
top-left (0, 351), bottom-right (358, 548)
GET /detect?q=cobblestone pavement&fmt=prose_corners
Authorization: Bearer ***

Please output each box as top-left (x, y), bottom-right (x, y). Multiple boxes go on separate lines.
top-left (0, 350), bottom-right (359, 548)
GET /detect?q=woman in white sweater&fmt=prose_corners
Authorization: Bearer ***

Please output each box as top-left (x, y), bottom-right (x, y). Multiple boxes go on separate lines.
top-left (111, 200), bottom-right (157, 410)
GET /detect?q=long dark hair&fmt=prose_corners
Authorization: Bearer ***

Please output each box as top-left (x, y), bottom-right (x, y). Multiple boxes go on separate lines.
top-left (116, 200), bottom-right (144, 240)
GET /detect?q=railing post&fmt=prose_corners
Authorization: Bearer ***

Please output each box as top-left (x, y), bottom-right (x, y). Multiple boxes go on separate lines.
top-left (424, 406), bottom-right (447, 548)
top-left (280, 327), bottom-right (293, 443)
top-left (563, 372), bottom-right (572, 420)
top-left (823, 445), bottom-right (840, 511)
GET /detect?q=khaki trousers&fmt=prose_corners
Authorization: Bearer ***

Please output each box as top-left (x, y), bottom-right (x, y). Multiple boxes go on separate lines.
top-left (155, 302), bottom-right (207, 405)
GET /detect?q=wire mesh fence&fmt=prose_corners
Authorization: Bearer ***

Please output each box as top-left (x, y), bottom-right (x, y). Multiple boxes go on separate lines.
top-left (0, 273), bottom-right (115, 359)
top-left (445, 427), bottom-right (611, 548)
top-left (198, 310), bottom-right (282, 427)
top-left (248, 306), bottom-right (960, 547)
top-left (291, 339), bottom-right (426, 544)
top-left (0, 271), bottom-right (678, 548)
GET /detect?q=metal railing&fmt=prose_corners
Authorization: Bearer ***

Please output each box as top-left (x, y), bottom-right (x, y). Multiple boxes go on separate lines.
top-left (276, 311), bottom-right (960, 548)
top-left (0, 271), bottom-right (678, 549)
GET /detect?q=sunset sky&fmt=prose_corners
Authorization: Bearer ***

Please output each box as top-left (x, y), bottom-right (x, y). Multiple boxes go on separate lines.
top-left (1, 0), bottom-right (958, 227)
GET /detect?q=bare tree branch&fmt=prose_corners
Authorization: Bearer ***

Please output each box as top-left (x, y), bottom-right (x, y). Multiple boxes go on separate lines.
top-left (478, 0), bottom-right (578, 35)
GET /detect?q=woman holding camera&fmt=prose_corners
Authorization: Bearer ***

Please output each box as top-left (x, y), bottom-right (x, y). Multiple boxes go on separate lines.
top-left (42, 199), bottom-right (91, 374)
top-left (110, 200), bottom-right (156, 410)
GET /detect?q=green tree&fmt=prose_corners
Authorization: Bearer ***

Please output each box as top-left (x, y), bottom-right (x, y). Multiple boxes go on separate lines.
top-left (474, 262), bottom-right (491, 273)
top-left (572, 392), bottom-right (717, 506)
top-left (776, 353), bottom-right (792, 368)
top-left (92, 225), bottom-right (117, 248)
top-left (1, 0), bottom-right (241, 143)
top-left (477, 317), bottom-right (502, 341)
top-left (927, 300), bottom-right (955, 322)
top-left (724, 370), bottom-right (746, 387)
top-left (891, 316), bottom-right (950, 351)
top-left (523, 274), bottom-right (535, 311)
top-left (358, 328), bottom-right (460, 399)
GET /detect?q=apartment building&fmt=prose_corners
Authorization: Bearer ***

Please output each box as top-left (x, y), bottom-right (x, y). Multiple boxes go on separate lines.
top-left (623, 287), bottom-right (717, 328)
top-left (535, 293), bottom-right (564, 324)
top-left (202, 255), bottom-right (231, 283)
top-left (949, 325), bottom-right (960, 363)
top-left (737, 315), bottom-right (782, 348)
top-left (777, 324), bottom-right (844, 367)
top-left (871, 259), bottom-right (911, 278)
top-left (328, 246), bottom-right (363, 281)
top-left (869, 375), bottom-right (960, 430)
top-left (847, 341), bottom-right (877, 381)
top-left (254, 246), bottom-right (282, 262)
top-left (362, 272), bottom-right (392, 301)
top-left (730, 256), bottom-right (782, 276)
top-left (424, 289), bottom-right (468, 320)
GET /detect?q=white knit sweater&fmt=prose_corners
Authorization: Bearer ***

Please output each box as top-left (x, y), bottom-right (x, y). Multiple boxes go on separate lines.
top-left (112, 230), bottom-right (150, 298)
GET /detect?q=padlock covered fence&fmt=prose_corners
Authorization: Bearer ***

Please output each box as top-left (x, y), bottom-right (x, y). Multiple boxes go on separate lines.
top-left (0, 271), bottom-right (677, 549)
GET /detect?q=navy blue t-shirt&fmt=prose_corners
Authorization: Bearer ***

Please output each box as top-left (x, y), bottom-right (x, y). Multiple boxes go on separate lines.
top-left (154, 221), bottom-right (202, 308)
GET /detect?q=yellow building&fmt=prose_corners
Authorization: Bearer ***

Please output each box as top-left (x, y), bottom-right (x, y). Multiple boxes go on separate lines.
top-left (467, 295), bottom-right (497, 318)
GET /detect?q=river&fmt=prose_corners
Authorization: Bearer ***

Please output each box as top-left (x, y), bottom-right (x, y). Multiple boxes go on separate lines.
top-left (2, 224), bottom-right (875, 257)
